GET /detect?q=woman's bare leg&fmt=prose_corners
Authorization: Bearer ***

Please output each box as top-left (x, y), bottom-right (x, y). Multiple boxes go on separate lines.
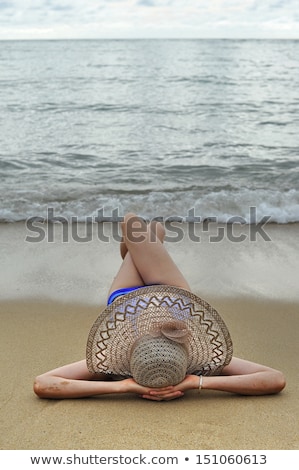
top-left (120, 219), bottom-right (165, 259)
top-left (107, 251), bottom-right (144, 299)
top-left (107, 218), bottom-right (166, 297)
top-left (122, 213), bottom-right (191, 290)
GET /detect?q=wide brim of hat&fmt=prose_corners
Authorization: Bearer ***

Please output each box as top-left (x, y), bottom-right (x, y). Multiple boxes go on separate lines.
top-left (86, 285), bottom-right (233, 378)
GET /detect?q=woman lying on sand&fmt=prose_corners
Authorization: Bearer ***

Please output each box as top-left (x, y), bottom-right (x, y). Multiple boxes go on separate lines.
top-left (34, 213), bottom-right (285, 401)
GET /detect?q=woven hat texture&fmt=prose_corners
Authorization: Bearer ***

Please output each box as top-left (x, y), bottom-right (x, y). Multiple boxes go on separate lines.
top-left (130, 333), bottom-right (189, 387)
top-left (86, 285), bottom-right (233, 384)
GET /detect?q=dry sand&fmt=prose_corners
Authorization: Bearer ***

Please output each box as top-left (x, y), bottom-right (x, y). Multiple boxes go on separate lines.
top-left (0, 221), bottom-right (298, 450)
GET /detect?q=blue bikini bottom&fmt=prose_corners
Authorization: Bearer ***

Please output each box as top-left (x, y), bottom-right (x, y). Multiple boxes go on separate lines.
top-left (107, 286), bottom-right (145, 305)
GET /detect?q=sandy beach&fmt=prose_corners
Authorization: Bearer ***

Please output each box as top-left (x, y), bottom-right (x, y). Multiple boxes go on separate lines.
top-left (0, 221), bottom-right (298, 450)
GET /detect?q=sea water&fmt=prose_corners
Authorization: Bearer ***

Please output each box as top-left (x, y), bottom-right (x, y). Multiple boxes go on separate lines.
top-left (0, 39), bottom-right (299, 223)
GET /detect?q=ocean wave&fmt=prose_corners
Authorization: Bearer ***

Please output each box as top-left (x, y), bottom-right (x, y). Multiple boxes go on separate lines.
top-left (1, 188), bottom-right (299, 224)
top-left (1, 39), bottom-right (299, 227)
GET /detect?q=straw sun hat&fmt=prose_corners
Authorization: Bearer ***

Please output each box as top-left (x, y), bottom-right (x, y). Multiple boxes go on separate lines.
top-left (86, 285), bottom-right (233, 388)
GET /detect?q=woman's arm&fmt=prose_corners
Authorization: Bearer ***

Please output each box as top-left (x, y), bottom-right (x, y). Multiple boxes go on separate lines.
top-left (34, 360), bottom-right (120, 399)
top-left (34, 357), bottom-right (286, 400)
top-left (33, 360), bottom-right (181, 399)
top-left (200, 357), bottom-right (286, 395)
top-left (144, 357), bottom-right (286, 400)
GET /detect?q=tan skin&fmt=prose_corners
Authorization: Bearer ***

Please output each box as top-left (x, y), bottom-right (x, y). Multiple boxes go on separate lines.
top-left (34, 213), bottom-right (286, 401)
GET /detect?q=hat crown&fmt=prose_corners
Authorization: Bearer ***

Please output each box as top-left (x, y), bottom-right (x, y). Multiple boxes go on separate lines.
top-left (129, 335), bottom-right (188, 388)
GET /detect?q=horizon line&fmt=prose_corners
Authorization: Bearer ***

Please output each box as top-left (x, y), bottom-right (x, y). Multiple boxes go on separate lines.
top-left (0, 36), bottom-right (298, 41)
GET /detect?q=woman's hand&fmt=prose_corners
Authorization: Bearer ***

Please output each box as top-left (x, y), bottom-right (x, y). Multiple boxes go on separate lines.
top-left (144, 375), bottom-right (199, 401)
top-left (120, 378), bottom-right (180, 400)
top-left (141, 388), bottom-right (184, 401)
top-left (121, 375), bottom-right (199, 401)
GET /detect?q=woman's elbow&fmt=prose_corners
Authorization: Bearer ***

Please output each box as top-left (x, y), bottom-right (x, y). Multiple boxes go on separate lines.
top-left (33, 374), bottom-right (54, 398)
top-left (272, 371), bottom-right (286, 394)
top-left (262, 370), bottom-right (286, 395)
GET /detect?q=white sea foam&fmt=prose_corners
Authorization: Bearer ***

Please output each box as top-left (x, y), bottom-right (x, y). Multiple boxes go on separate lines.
top-left (1, 188), bottom-right (299, 224)
top-left (191, 188), bottom-right (299, 224)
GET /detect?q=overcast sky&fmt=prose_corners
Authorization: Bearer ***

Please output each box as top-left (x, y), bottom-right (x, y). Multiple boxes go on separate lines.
top-left (0, 0), bottom-right (298, 40)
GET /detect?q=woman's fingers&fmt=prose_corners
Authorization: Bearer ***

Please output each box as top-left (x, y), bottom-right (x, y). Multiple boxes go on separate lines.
top-left (141, 391), bottom-right (184, 401)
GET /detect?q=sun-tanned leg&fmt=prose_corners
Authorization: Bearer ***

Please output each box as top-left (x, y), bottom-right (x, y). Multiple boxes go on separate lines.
top-left (108, 218), bottom-right (167, 297)
top-left (108, 211), bottom-right (191, 297)
top-left (122, 213), bottom-right (191, 290)
top-left (108, 221), bottom-right (165, 295)
top-left (107, 250), bottom-right (144, 299)
top-left (120, 219), bottom-right (165, 259)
